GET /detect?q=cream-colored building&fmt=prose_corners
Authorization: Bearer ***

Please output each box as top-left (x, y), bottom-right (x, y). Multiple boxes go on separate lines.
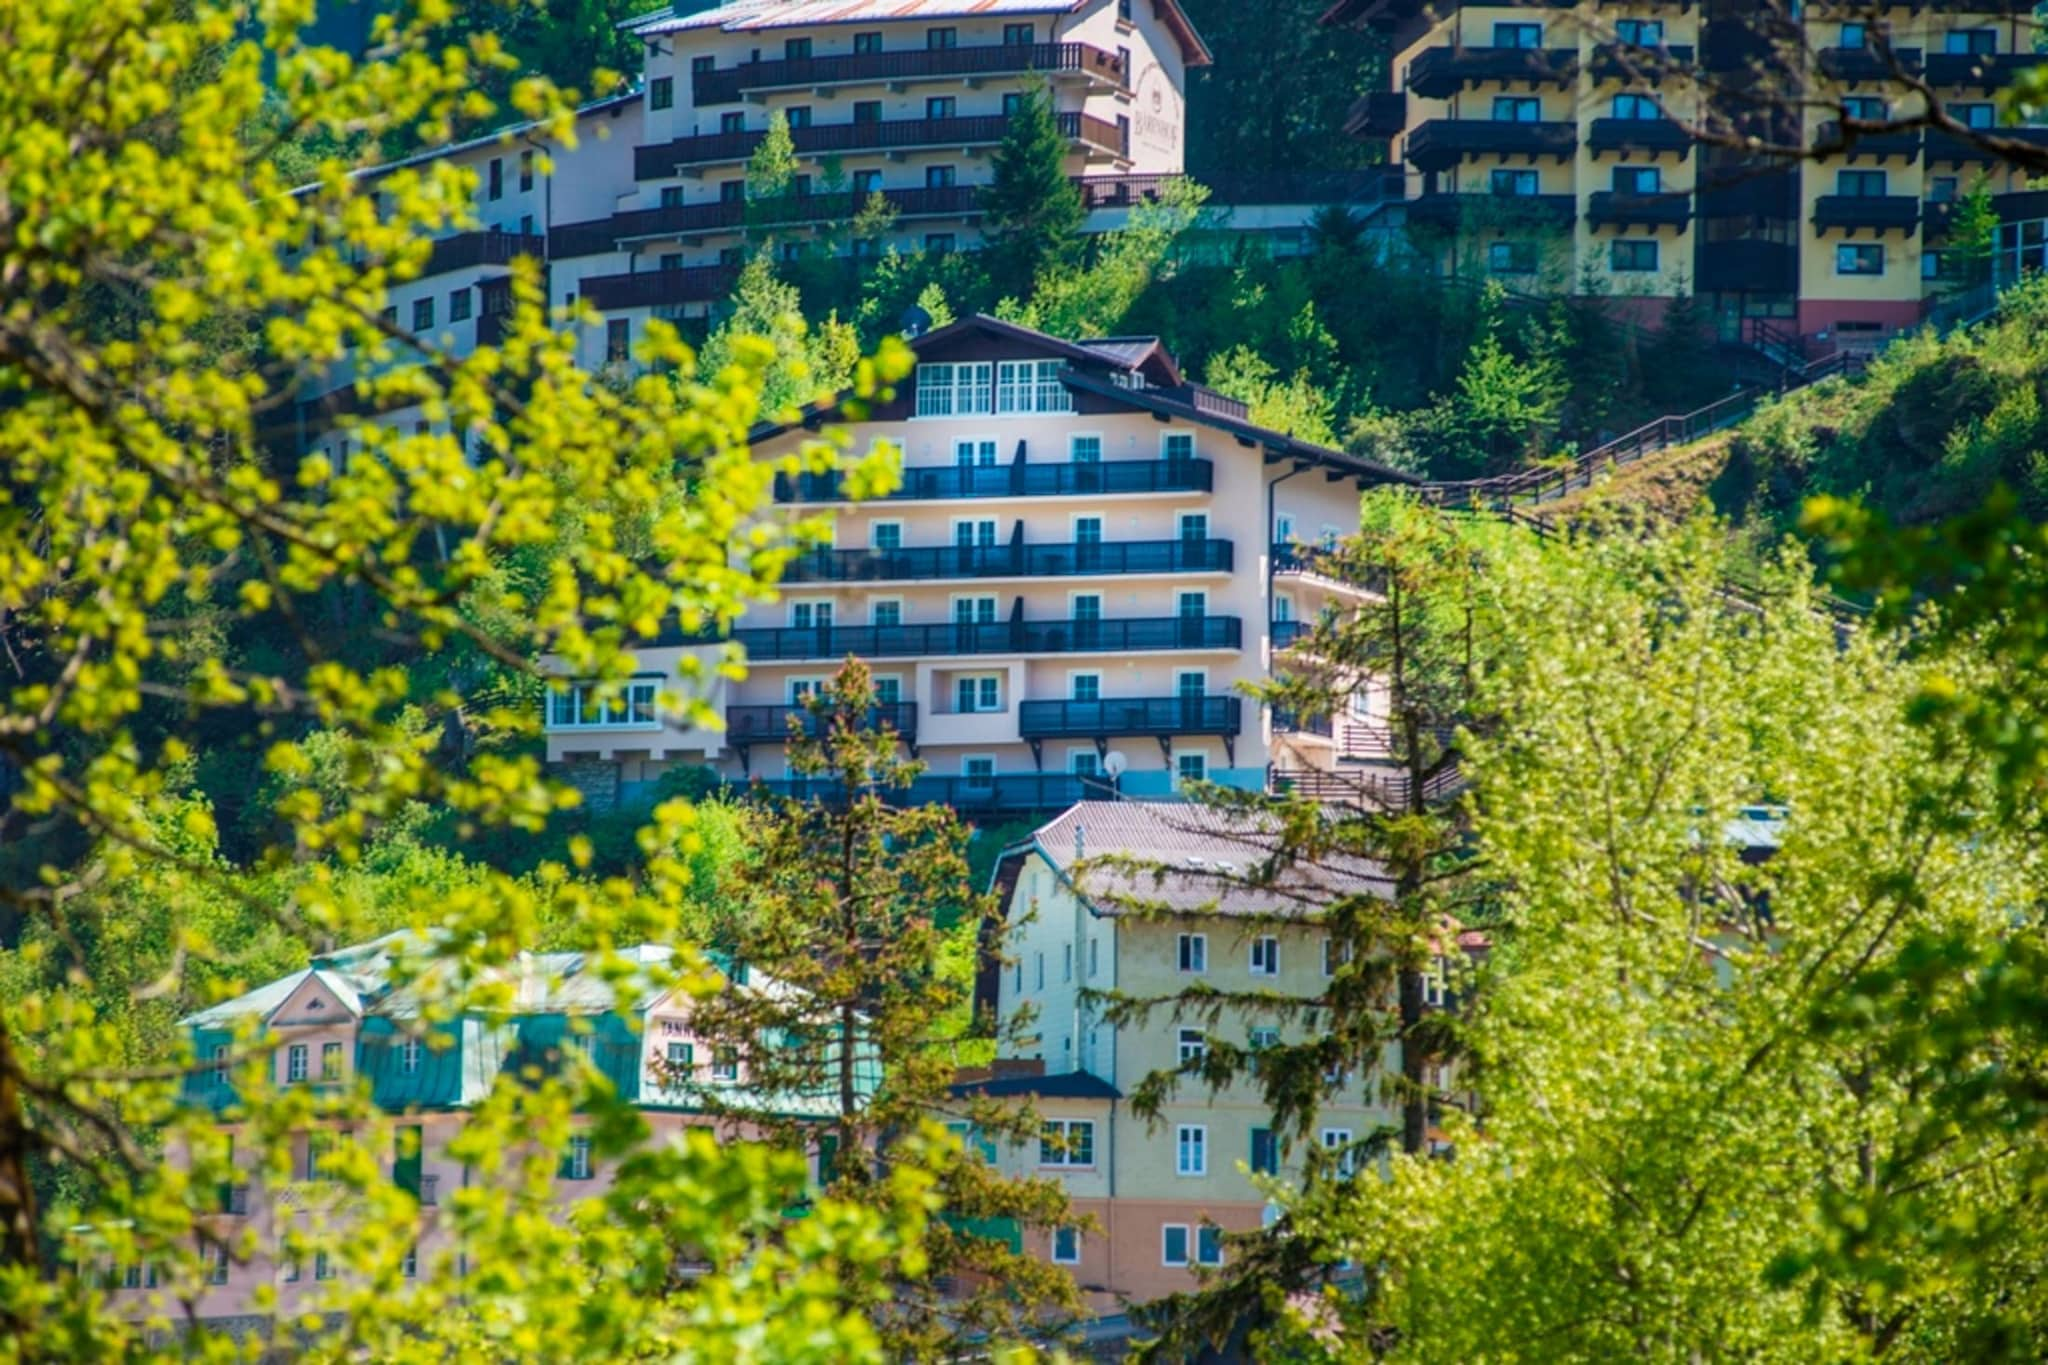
top-left (1330, 0), bottom-right (2041, 355)
top-left (543, 313), bottom-right (1415, 812)
top-left (975, 801), bottom-right (1397, 1310)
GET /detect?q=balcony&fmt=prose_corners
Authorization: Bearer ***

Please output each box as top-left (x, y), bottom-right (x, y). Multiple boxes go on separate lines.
top-left (1812, 194), bottom-right (1920, 232)
top-left (1585, 117), bottom-right (1694, 156)
top-left (1344, 90), bottom-right (1409, 139)
top-left (724, 702), bottom-right (918, 745)
top-left (1586, 190), bottom-right (1692, 228)
top-left (580, 264), bottom-right (741, 311)
top-left (635, 112), bottom-right (1126, 181)
top-left (422, 230), bottom-right (545, 277)
top-left (1587, 43), bottom-right (1696, 80)
top-left (1404, 46), bottom-right (1576, 100)
top-left (1272, 619), bottom-right (1310, 650)
top-left (1407, 191), bottom-right (1574, 230)
top-left (1017, 696), bottom-right (1242, 739)
top-left (1404, 119), bottom-right (1577, 172)
top-left (692, 41), bottom-right (1128, 106)
top-left (775, 457), bottom-right (1214, 503)
top-left (1926, 126), bottom-right (2048, 164)
top-left (777, 538), bottom-right (1233, 585)
top-left (1817, 47), bottom-right (1922, 83)
top-left (1925, 51), bottom-right (2037, 89)
top-left (730, 615), bottom-right (1243, 661)
top-left (1816, 121), bottom-right (1922, 161)
top-left (557, 187), bottom-right (986, 256)
top-left (733, 772), bottom-right (1116, 814)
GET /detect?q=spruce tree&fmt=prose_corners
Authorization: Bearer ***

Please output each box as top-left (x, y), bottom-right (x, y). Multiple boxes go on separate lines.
top-left (979, 80), bottom-right (1085, 304)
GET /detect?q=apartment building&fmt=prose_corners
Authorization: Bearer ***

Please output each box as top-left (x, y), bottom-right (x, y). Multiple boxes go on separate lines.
top-left (1327, 0), bottom-right (2041, 354)
top-left (542, 313), bottom-right (1417, 814)
top-left (550, 0), bottom-right (1210, 350)
top-left (972, 801), bottom-right (1399, 1311)
top-left (134, 934), bottom-right (858, 1328)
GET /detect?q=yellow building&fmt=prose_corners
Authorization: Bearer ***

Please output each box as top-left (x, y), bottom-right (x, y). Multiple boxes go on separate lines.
top-left (1329, 0), bottom-right (2042, 356)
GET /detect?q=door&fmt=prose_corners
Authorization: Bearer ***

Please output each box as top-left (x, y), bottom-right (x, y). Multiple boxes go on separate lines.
top-left (1178, 670), bottom-right (1207, 728)
top-left (1072, 593), bottom-right (1102, 649)
top-left (1177, 590), bottom-right (1207, 646)
top-left (1178, 513), bottom-right (1209, 569)
top-left (1074, 515), bottom-right (1103, 571)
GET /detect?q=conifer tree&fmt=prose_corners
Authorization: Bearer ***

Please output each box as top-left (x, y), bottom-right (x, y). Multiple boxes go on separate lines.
top-left (980, 80), bottom-right (1086, 304)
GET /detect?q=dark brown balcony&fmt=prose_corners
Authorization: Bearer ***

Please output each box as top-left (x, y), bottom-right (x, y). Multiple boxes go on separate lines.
top-left (422, 230), bottom-right (545, 276)
top-left (1585, 116), bottom-right (1695, 156)
top-left (1811, 194), bottom-right (1920, 232)
top-left (579, 264), bottom-right (741, 311)
top-left (693, 41), bottom-right (1127, 105)
top-left (1587, 43), bottom-right (1696, 79)
top-left (1585, 190), bottom-right (1692, 228)
top-left (1927, 125), bottom-right (2048, 163)
top-left (1925, 51), bottom-right (2038, 89)
top-left (553, 187), bottom-right (985, 259)
top-left (1344, 90), bottom-right (1409, 139)
top-left (1407, 192), bottom-right (1575, 230)
top-left (1404, 119), bottom-right (1576, 172)
top-left (1816, 47), bottom-right (1923, 82)
top-left (635, 111), bottom-right (1126, 180)
top-left (1404, 45), bottom-right (1576, 99)
top-left (1815, 121), bottom-right (1922, 161)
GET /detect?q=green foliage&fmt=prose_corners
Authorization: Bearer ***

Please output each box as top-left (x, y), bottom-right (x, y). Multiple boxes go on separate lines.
top-left (979, 79), bottom-right (1085, 303)
top-left (1205, 345), bottom-right (1338, 445)
top-left (999, 179), bottom-right (1208, 339)
top-left (699, 254), bottom-right (855, 419)
top-left (1178, 0), bottom-right (1384, 177)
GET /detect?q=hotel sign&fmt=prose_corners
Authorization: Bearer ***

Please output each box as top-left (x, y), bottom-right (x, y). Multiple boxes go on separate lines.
top-left (1133, 64), bottom-right (1182, 159)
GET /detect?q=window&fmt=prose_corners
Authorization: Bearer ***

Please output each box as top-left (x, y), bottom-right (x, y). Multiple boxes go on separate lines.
top-left (207, 1248), bottom-right (230, 1284)
top-left (1842, 95), bottom-right (1887, 123)
top-left (1613, 165), bottom-right (1661, 195)
top-left (650, 76), bottom-right (673, 110)
top-left (314, 1251), bottom-right (333, 1281)
top-left (1250, 936), bottom-right (1280, 977)
top-left (659, 185), bottom-right (684, 209)
top-left (1322, 1128), bottom-right (1357, 1176)
top-left (854, 31), bottom-right (882, 54)
top-left (1070, 672), bottom-right (1101, 701)
top-left (1075, 516), bottom-right (1103, 547)
top-left (926, 97), bottom-right (957, 120)
top-left (1250, 1126), bottom-right (1279, 1176)
top-left (996, 359), bottom-right (1073, 413)
top-left (1837, 243), bottom-right (1885, 276)
top-left (563, 1135), bottom-right (593, 1180)
top-left (401, 1037), bottom-right (421, 1074)
top-left (1839, 21), bottom-right (1867, 50)
top-left (1070, 434), bottom-right (1102, 462)
top-left (1611, 93), bottom-right (1660, 121)
top-left (1035, 952), bottom-right (1045, 989)
top-left (1922, 248), bottom-right (1943, 281)
top-left (606, 318), bottom-right (630, 364)
top-left (1178, 1028), bottom-right (1206, 1065)
top-left (870, 599), bottom-right (903, 629)
top-left (1492, 96), bottom-right (1541, 123)
top-left (720, 111), bottom-right (745, 134)
top-left (1324, 935), bottom-right (1353, 976)
top-left (283, 1257), bottom-right (300, 1283)
top-left (953, 595), bottom-right (996, 624)
top-left (1089, 938), bottom-right (1100, 977)
top-left (1161, 1224), bottom-right (1190, 1267)
top-left (963, 755), bottom-right (996, 788)
top-left (1196, 1226), bottom-right (1224, 1267)
top-left (789, 600), bottom-right (833, 630)
top-left (1177, 933), bottom-right (1207, 974)
top-left (1493, 22), bottom-right (1541, 49)
top-left (875, 676), bottom-right (902, 705)
top-left (691, 54), bottom-right (714, 76)
top-left (1609, 239), bottom-right (1659, 272)
top-left (1249, 1027), bottom-right (1280, 1066)
top-left (928, 26), bottom-right (957, 50)
top-left (411, 297), bottom-right (434, 331)
top-left (1040, 1119), bottom-right (1096, 1166)
top-left (849, 170), bottom-right (883, 199)
top-left (1163, 431), bottom-right (1196, 462)
top-left (1838, 169), bottom-right (1889, 197)
top-left (1928, 175), bottom-right (1960, 203)
top-left (926, 164), bottom-right (957, 189)
top-left (1177, 752), bottom-right (1208, 785)
top-left (711, 1047), bottom-right (739, 1081)
top-left (449, 288), bottom-right (472, 322)
top-left (1176, 1124), bottom-right (1207, 1176)
top-left (1119, 0), bottom-right (1133, 20)
top-left (1063, 943), bottom-right (1073, 983)
top-left (1615, 18), bottom-right (1663, 46)
top-left (784, 36), bottom-right (812, 60)
top-left (1489, 168), bottom-right (1539, 197)
top-left (1488, 241), bottom-right (1537, 274)
top-left (402, 1245), bottom-right (418, 1279)
top-left (519, 149), bottom-right (534, 192)
top-left (787, 107), bottom-right (812, 130)
top-left (547, 678), bottom-right (661, 729)
top-left (1051, 1227), bottom-right (1081, 1264)
top-left (1946, 29), bottom-right (1996, 56)
top-left (488, 157), bottom-right (503, 201)
top-left (853, 99), bottom-right (882, 124)
top-left (1004, 22), bottom-right (1035, 45)
top-left (914, 362), bottom-right (993, 417)
top-left (1178, 513), bottom-right (1207, 544)
top-left (287, 1044), bottom-right (308, 1083)
top-left (666, 1041), bottom-right (694, 1070)
top-left (1015, 958), bottom-right (1025, 993)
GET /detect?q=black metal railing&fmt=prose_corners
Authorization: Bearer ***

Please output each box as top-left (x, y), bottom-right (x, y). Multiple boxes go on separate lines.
top-left (731, 772), bottom-right (1119, 813)
top-left (1017, 696), bottom-right (1241, 738)
top-left (774, 458), bottom-right (1214, 502)
top-left (731, 615), bottom-right (1242, 661)
top-left (724, 702), bottom-right (918, 744)
top-left (693, 41), bottom-right (1127, 105)
top-left (1272, 708), bottom-right (1334, 738)
top-left (635, 111), bottom-right (1123, 180)
top-left (1272, 620), bottom-right (1310, 649)
top-left (777, 538), bottom-right (1233, 584)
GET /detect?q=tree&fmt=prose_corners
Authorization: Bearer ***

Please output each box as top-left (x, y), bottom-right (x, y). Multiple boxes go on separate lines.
top-left (1446, 306), bottom-right (1567, 475)
top-left (699, 253), bottom-right (846, 419)
top-left (745, 109), bottom-right (801, 244)
top-left (690, 663), bottom-right (1083, 1357)
top-left (979, 79), bottom-right (1086, 305)
top-left (0, 0), bottom-right (922, 1354)
top-left (999, 179), bottom-right (1209, 339)
top-left (1179, 0), bottom-right (1385, 177)
top-left (1204, 345), bottom-right (1339, 445)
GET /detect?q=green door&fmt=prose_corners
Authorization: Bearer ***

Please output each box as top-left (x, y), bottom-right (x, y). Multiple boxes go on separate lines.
top-left (394, 1125), bottom-right (422, 1199)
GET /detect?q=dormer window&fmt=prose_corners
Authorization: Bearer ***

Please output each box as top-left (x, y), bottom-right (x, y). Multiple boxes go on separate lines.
top-left (994, 359), bottom-right (1073, 414)
top-left (914, 361), bottom-right (993, 417)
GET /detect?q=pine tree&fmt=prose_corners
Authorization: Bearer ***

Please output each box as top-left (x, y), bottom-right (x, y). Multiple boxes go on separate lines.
top-left (688, 663), bottom-right (1084, 1357)
top-left (979, 80), bottom-right (1085, 303)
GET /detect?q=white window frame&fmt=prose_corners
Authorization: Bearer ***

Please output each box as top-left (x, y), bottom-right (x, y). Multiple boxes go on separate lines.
top-left (868, 519), bottom-right (904, 549)
top-left (567, 1135), bottom-right (593, 1180)
top-left (547, 677), bottom-right (663, 731)
top-left (1178, 1027), bottom-right (1207, 1065)
top-left (1175, 1123), bottom-right (1208, 1177)
top-left (1068, 432), bottom-right (1104, 462)
top-left (1070, 511), bottom-right (1105, 541)
top-left (1161, 431), bottom-right (1195, 461)
top-left (954, 437), bottom-right (999, 467)
top-left (286, 1044), bottom-right (308, 1084)
top-left (1176, 751), bottom-right (1209, 786)
top-left (950, 593), bottom-right (998, 623)
top-left (1051, 1226), bottom-right (1082, 1264)
top-left (1322, 1127), bottom-right (1356, 1176)
top-left (1177, 932), bottom-right (1207, 974)
top-left (1040, 1118), bottom-right (1097, 1167)
top-left (1067, 746), bottom-right (1103, 776)
top-left (995, 358), bottom-right (1073, 414)
top-left (1323, 935), bottom-right (1353, 976)
top-left (710, 1047), bottom-right (740, 1082)
top-left (915, 361), bottom-right (993, 417)
top-left (401, 1037), bottom-right (421, 1074)
top-left (1196, 1225), bottom-right (1225, 1267)
top-left (868, 597), bottom-right (904, 627)
top-left (1177, 588), bottom-right (1209, 615)
top-left (954, 674), bottom-right (1003, 713)
top-left (872, 673), bottom-right (905, 704)
top-left (787, 599), bottom-right (836, 629)
top-left (1068, 669), bottom-right (1102, 700)
top-left (962, 754), bottom-right (998, 786)
top-left (787, 676), bottom-right (828, 704)
top-left (1161, 1223), bottom-right (1191, 1267)
top-left (949, 515), bottom-right (998, 546)
top-left (1250, 935), bottom-right (1280, 977)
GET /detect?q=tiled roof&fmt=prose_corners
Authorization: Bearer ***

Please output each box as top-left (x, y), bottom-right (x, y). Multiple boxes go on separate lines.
top-left (951, 1069), bottom-right (1121, 1099)
top-left (1015, 800), bottom-right (1390, 918)
top-left (632, 1), bottom-right (1083, 38)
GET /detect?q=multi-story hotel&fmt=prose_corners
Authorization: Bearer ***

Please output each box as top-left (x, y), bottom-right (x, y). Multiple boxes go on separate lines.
top-left (1326, 0), bottom-right (2043, 355)
top-left (542, 312), bottom-right (1417, 812)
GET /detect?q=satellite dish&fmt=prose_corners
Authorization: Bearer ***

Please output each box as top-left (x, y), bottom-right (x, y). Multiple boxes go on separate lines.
top-left (1103, 750), bottom-right (1129, 779)
top-left (898, 304), bottom-right (932, 340)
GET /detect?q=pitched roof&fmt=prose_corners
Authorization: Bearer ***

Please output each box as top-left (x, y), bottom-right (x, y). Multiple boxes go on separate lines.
top-left (951, 1069), bottom-right (1121, 1100)
top-left (1004, 800), bottom-right (1390, 919)
top-left (629, 0), bottom-right (1212, 65)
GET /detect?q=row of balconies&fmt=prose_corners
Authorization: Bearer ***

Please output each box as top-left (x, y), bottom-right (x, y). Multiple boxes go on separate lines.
top-left (633, 111), bottom-right (1128, 182)
top-left (731, 771), bottom-right (1120, 813)
top-left (1818, 47), bottom-right (2039, 88)
top-left (1403, 43), bottom-right (1699, 99)
top-left (725, 696), bottom-right (1245, 746)
top-left (689, 40), bottom-right (1128, 107)
top-left (1405, 117), bottom-right (1694, 171)
top-left (774, 456), bottom-right (1215, 503)
top-left (776, 537), bottom-right (1234, 585)
top-left (1406, 189), bottom-right (1940, 232)
top-left (727, 614), bottom-right (1243, 661)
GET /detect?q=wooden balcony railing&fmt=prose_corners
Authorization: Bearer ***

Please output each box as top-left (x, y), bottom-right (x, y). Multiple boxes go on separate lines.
top-left (1405, 119), bottom-right (1577, 172)
top-left (693, 41), bottom-right (1127, 105)
top-left (635, 111), bottom-right (1124, 181)
top-left (422, 230), bottom-right (545, 277)
top-left (579, 264), bottom-right (741, 310)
